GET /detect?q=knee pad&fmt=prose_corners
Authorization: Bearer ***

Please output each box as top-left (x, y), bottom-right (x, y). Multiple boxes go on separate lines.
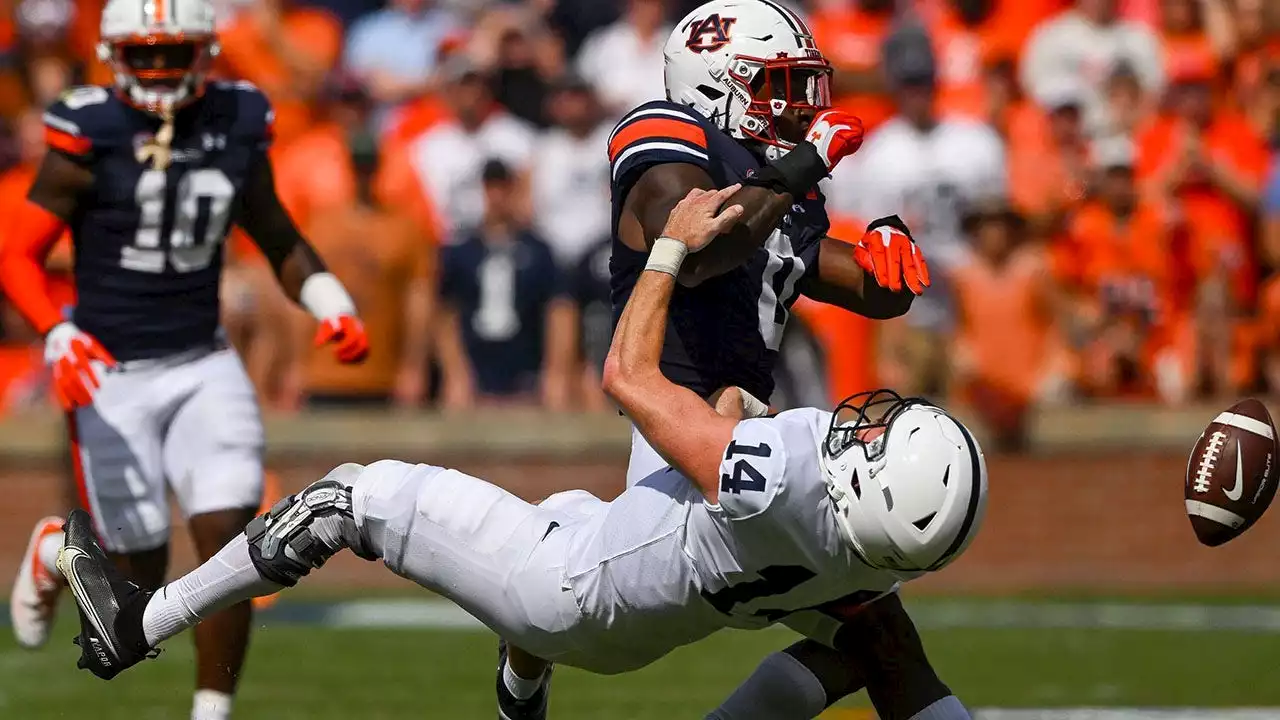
top-left (244, 464), bottom-right (374, 587)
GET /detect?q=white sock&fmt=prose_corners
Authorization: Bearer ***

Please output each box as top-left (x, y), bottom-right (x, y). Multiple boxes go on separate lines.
top-left (37, 531), bottom-right (65, 581)
top-left (908, 696), bottom-right (971, 720)
top-left (141, 534), bottom-right (284, 647)
top-left (191, 689), bottom-right (234, 720)
top-left (503, 660), bottom-right (544, 700)
top-left (704, 651), bottom-right (827, 720)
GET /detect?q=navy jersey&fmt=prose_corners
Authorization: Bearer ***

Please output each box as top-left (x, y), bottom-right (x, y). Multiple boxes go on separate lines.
top-left (42, 82), bottom-right (273, 361)
top-left (572, 237), bottom-right (613, 374)
top-left (440, 231), bottom-right (568, 397)
top-left (608, 100), bottom-right (829, 402)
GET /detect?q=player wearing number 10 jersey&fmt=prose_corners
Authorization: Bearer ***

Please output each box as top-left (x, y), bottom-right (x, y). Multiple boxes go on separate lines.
top-left (0, 1), bottom-right (368, 719)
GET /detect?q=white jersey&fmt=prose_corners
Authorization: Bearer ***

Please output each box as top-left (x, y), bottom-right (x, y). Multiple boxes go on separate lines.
top-left (561, 408), bottom-right (912, 673)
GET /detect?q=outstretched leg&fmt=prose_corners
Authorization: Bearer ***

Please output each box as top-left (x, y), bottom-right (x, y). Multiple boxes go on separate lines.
top-left (61, 461), bottom-right (586, 684)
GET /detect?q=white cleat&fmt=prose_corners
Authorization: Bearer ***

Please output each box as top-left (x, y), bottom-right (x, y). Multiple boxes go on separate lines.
top-left (10, 516), bottom-right (66, 649)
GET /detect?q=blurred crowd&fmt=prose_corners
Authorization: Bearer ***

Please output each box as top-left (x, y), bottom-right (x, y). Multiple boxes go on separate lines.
top-left (0, 0), bottom-right (1275, 430)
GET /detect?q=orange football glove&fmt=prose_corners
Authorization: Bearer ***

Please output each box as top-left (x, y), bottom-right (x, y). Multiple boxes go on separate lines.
top-left (314, 315), bottom-right (369, 364)
top-left (805, 109), bottom-right (865, 171)
top-left (44, 322), bottom-right (116, 411)
top-left (854, 215), bottom-right (931, 295)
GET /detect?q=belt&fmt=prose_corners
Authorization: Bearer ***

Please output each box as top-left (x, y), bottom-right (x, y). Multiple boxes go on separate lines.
top-left (108, 337), bottom-right (230, 374)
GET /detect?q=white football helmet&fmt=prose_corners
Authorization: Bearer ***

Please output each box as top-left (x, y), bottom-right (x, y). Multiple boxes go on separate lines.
top-left (821, 391), bottom-right (988, 573)
top-left (665, 0), bottom-right (832, 158)
top-left (97, 0), bottom-right (220, 113)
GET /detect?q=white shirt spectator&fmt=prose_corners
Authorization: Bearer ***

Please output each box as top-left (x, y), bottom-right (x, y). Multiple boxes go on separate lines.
top-left (826, 117), bottom-right (1007, 329)
top-left (1020, 9), bottom-right (1163, 135)
top-left (575, 21), bottom-right (672, 117)
top-left (409, 113), bottom-right (538, 237)
top-left (531, 123), bottom-right (613, 266)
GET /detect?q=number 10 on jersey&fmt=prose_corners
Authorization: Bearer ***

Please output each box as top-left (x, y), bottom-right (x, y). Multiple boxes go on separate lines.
top-left (124, 168), bottom-right (235, 274)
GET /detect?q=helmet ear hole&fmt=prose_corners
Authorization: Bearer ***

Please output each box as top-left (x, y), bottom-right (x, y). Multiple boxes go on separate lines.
top-left (697, 84), bottom-right (725, 100)
top-left (912, 512), bottom-right (937, 531)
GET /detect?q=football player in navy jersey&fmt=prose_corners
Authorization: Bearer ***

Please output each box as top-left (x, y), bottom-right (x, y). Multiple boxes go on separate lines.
top-left (0, 1), bottom-right (368, 718)
top-left (528, 1), bottom-right (966, 720)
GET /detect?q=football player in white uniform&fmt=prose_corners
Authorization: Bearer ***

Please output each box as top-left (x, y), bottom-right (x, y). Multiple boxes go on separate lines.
top-left (58, 187), bottom-right (987, 719)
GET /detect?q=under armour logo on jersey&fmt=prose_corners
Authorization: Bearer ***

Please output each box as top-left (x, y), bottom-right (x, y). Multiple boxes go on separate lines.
top-left (685, 14), bottom-right (737, 52)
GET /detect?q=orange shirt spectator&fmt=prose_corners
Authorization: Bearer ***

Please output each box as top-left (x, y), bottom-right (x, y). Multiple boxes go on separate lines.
top-left (1135, 103), bottom-right (1269, 308)
top-left (272, 77), bottom-right (379, 233)
top-left (928, 1), bottom-right (1025, 120)
top-left (1007, 84), bottom-right (1090, 224)
top-left (301, 204), bottom-right (433, 405)
top-left (295, 140), bottom-right (435, 408)
top-left (1154, 0), bottom-right (1231, 88)
top-left (1065, 192), bottom-right (1186, 399)
top-left (808, 0), bottom-right (895, 132)
top-left (952, 208), bottom-right (1062, 414)
top-left (216, 0), bottom-right (343, 147)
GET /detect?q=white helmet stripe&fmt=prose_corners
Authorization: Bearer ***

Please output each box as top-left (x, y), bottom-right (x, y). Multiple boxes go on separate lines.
top-left (926, 417), bottom-right (984, 571)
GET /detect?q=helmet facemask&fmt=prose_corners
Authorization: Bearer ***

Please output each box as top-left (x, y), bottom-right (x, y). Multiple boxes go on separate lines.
top-left (821, 389), bottom-right (984, 575)
top-left (725, 54), bottom-right (832, 160)
top-left (98, 35), bottom-right (218, 115)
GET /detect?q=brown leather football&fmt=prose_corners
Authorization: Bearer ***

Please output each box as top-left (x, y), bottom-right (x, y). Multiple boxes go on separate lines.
top-left (1185, 398), bottom-right (1280, 546)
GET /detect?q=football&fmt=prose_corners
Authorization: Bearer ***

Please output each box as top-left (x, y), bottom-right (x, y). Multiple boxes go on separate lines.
top-left (1185, 398), bottom-right (1280, 546)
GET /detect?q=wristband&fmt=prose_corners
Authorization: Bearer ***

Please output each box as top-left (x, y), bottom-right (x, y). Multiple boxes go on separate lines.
top-left (742, 141), bottom-right (828, 197)
top-left (739, 388), bottom-right (770, 418)
top-left (300, 272), bottom-right (356, 320)
top-left (644, 237), bottom-right (688, 277)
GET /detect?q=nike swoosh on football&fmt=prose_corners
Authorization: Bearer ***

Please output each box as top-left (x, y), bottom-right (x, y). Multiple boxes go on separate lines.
top-left (60, 547), bottom-right (118, 658)
top-left (1224, 441), bottom-right (1245, 501)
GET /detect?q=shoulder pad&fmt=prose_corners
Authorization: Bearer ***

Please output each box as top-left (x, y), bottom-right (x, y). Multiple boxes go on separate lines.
top-left (716, 418), bottom-right (789, 521)
top-left (43, 86), bottom-right (121, 159)
top-left (609, 101), bottom-right (711, 187)
top-left (208, 80), bottom-right (275, 150)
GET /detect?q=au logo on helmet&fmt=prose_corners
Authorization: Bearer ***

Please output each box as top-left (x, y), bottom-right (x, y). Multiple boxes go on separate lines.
top-left (685, 14), bottom-right (737, 52)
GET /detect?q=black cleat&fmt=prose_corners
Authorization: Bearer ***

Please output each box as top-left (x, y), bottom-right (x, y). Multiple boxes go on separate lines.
top-left (496, 640), bottom-right (553, 720)
top-left (56, 509), bottom-right (157, 679)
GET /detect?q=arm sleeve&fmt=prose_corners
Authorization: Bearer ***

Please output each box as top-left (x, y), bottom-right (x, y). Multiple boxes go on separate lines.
top-left (715, 418), bottom-right (789, 521)
top-left (608, 101), bottom-right (712, 200)
top-left (0, 199), bottom-right (70, 334)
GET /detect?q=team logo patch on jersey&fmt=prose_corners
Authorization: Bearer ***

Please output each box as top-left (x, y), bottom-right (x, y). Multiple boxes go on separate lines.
top-left (685, 14), bottom-right (737, 52)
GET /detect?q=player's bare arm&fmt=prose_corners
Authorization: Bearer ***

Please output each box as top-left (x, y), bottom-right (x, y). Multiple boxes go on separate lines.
top-left (621, 162), bottom-right (791, 287)
top-left (235, 154), bottom-right (329, 300)
top-left (603, 186), bottom-right (747, 497)
top-left (235, 154), bottom-right (369, 363)
top-left (620, 110), bottom-right (864, 288)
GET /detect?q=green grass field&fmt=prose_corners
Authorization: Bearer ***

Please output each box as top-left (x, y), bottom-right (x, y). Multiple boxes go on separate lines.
top-left (3, 597), bottom-right (1279, 719)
